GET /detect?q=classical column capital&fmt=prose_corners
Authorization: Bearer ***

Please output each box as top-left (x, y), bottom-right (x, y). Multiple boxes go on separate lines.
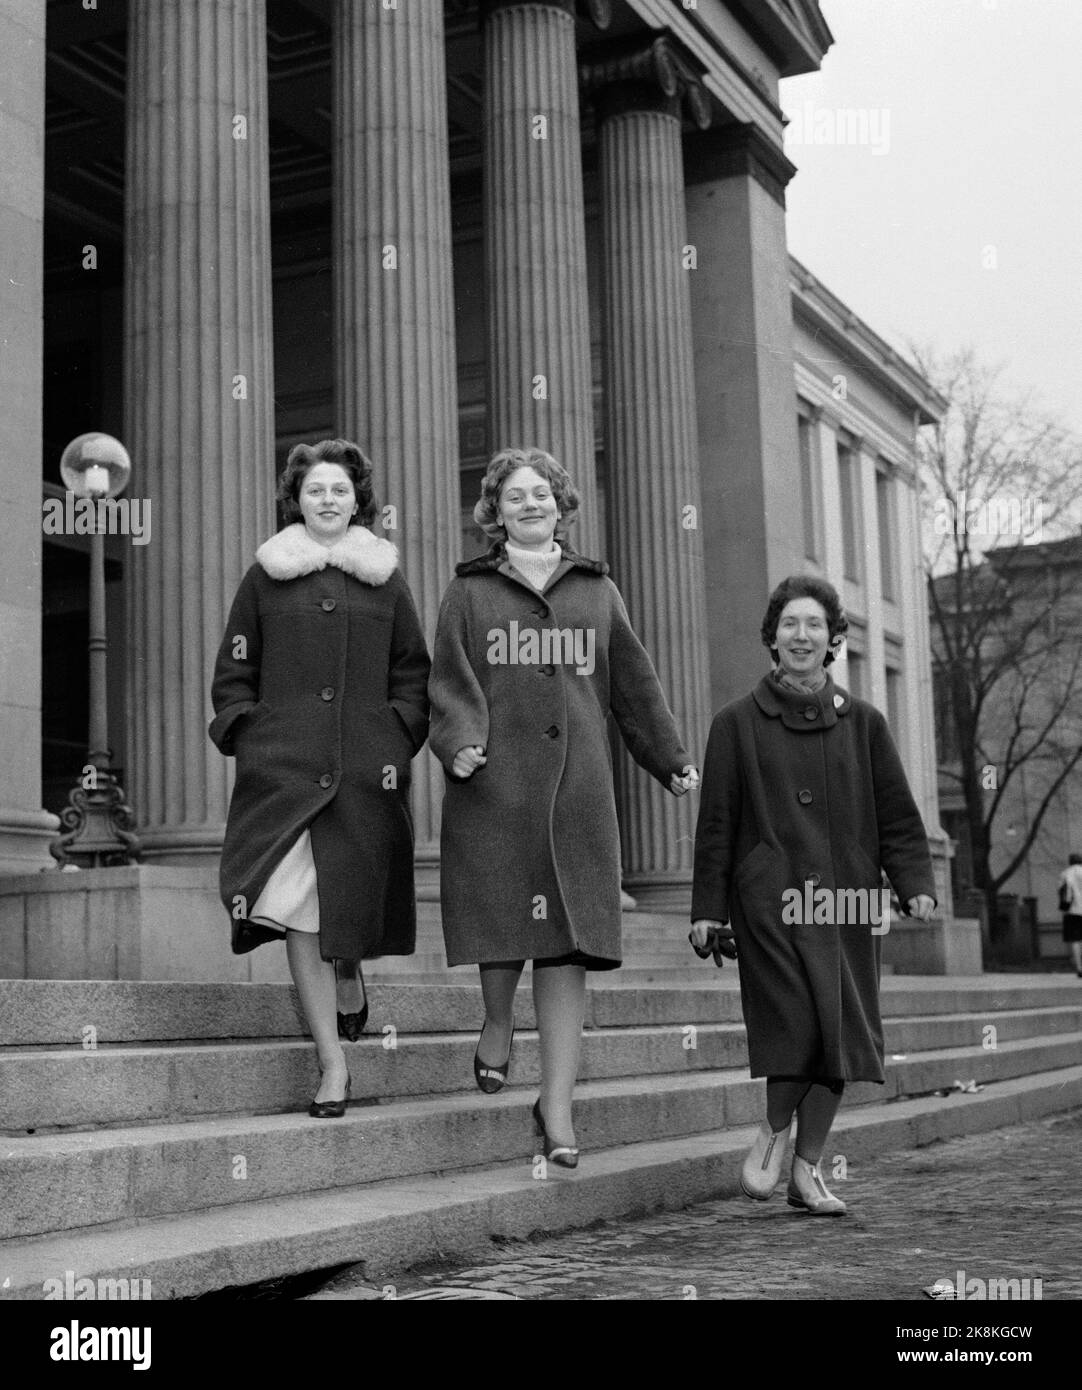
top-left (683, 121), bottom-right (797, 205)
top-left (582, 34), bottom-right (711, 127)
top-left (481, 0), bottom-right (611, 25)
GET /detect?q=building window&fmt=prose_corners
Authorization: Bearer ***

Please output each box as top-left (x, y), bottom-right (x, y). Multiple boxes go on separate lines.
top-left (798, 413), bottom-right (821, 563)
top-left (846, 650), bottom-right (864, 699)
top-left (837, 441), bottom-right (863, 583)
top-left (885, 666), bottom-right (904, 741)
top-left (876, 466), bottom-right (896, 600)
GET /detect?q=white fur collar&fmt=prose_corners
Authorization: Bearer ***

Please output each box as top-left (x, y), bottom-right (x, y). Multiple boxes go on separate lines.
top-left (256, 522), bottom-right (398, 586)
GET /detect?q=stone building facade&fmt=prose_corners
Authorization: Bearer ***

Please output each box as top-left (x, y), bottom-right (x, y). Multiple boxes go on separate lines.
top-left (2, 0), bottom-right (952, 923)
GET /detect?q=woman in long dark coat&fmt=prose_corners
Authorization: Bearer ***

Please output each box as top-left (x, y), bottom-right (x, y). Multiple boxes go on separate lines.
top-left (691, 574), bottom-right (935, 1214)
top-left (429, 447), bottom-right (698, 1167)
top-left (209, 439), bottom-right (430, 1117)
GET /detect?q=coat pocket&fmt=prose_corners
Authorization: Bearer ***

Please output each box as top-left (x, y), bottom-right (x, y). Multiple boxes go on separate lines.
top-left (377, 704), bottom-right (416, 763)
top-left (734, 840), bottom-right (777, 888)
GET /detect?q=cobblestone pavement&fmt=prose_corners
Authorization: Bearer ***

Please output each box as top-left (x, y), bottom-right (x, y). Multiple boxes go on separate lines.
top-left (308, 1109), bottom-right (1082, 1301)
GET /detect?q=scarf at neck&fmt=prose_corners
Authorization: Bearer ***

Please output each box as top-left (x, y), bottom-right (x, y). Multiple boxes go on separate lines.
top-left (772, 665), bottom-right (828, 695)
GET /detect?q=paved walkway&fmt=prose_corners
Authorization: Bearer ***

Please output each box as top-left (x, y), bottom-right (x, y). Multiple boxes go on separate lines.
top-left (304, 1108), bottom-right (1082, 1301)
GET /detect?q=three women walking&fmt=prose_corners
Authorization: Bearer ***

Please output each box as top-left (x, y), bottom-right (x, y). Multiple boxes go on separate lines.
top-left (211, 440), bottom-right (939, 1209)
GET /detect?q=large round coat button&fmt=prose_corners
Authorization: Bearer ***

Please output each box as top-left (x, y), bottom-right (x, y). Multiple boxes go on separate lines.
top-left (321, 598), bottom-right (336, 612)
top-left (539, 664), bottom-right (555, 676)
top-left (798, 789), bottom-right (813, 805)
top-left (803, 705), bottom-right (818, 721)
top-left (806, 872), bottom-right (822, 887)
top-left (320, 686), bottom-right (335, 701)
top-left (544, 725), bottom-right (559, 738)
top-left (319, 773), bottom-right (334, 789)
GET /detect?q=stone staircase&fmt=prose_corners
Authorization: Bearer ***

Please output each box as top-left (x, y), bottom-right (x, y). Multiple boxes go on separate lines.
top-left (2, 966), bottom-right (1081, 1299)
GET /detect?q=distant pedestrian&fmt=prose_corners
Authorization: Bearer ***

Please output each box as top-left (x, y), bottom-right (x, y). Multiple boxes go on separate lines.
top-left (1058, 853), bottom-right (1082, 977)
top-left (691, 574), bottom-right (936, 1215)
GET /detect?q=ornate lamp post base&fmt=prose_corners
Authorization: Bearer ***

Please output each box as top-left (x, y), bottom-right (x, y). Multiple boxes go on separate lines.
top-left (50, 772), bottom-right (142, 869)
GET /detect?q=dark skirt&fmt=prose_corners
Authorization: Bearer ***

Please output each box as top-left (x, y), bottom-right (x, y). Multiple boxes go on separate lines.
top-left (1063, 914), bottom-right (1082, 943)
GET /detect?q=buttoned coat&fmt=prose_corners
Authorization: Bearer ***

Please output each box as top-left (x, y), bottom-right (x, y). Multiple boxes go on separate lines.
top-left (429, 545), bottom-right (690, 968)
top-left (209, 523), bottom-right (431, 961)
top-left (691, 674), bottom-right (936, 1082)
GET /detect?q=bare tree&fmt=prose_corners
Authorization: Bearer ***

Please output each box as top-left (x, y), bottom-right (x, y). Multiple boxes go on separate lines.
top-left (913, 346), bottom-right (1082, 940)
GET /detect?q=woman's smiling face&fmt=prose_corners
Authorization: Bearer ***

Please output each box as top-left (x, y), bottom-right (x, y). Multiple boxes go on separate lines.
top-left (498, 466), bottom-right (559, 548)
top-left (298, 462), bottom-right (356, 543)
top-left (774, 597), bottom-right (831, 676)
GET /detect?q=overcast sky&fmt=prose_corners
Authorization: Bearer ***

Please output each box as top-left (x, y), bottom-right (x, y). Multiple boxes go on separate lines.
top-left (781, 0), bottom-right (1082, 434)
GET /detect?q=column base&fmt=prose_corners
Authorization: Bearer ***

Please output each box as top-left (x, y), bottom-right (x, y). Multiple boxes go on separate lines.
top-left (0, 806), bottom-right (62, 876)
top-left (136, 827), bottom-right (225, 868)
top-left (620, 872), bottom-right (692, 914)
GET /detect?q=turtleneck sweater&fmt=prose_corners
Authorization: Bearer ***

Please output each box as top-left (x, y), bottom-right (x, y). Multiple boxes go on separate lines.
top-left (506, 540), bottom-right (562, 593)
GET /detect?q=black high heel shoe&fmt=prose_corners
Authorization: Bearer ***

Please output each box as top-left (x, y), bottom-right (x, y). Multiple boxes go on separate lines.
top-left (473, 1019), bottom-right (515, 1094)
top-left (532, 1098), bottom-right (579, 1169)
top-left (336, 961), bottom-right (368, 1042)
top-left (308, 1068), bottom-right (351, 1119)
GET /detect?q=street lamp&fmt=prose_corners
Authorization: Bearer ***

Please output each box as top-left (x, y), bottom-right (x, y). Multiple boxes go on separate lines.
top-left (49, 432), bottom-right (142, 867)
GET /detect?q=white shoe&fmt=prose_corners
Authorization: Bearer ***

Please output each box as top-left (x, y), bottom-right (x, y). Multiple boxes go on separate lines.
top-left (787, 1155), bottom-right (847, 1215)
top-left (740, 1121), bottom-right (789, 1201)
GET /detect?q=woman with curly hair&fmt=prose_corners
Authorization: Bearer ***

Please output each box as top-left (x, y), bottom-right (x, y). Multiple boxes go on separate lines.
top-left (209, 439), bottom-right (430, 1118)
top-left (429, 447), bottom-right (698, 1168)
top-left (691, 574), bottom-right (936, 1214)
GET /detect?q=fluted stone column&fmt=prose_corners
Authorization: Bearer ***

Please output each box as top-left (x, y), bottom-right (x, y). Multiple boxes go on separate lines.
top-left (125, 0), bottom-right (275, 858)
top-left (0, 2), bottom-right (58, 872)
top-left (586, 40), bottom-right (712, 906)
top-left (332, 0), bottom-right (461, 864)
top-left (685, 123), bottom-right (803, 714)
top-left (482, 0), bottom-right (599, 553)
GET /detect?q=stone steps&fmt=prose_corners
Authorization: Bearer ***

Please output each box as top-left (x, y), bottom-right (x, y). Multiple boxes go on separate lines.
top-left (2, 973), bottom-right (1080, 1297)
top-left (4, 1028), bottom-right (1080, 1242)
top-left (2, 1066), bottom-right (1079, 1300)
top-left (4, 976), bottom-right (1079, 1044)
top-left (4, 1006), bottom-right (1081, 1134)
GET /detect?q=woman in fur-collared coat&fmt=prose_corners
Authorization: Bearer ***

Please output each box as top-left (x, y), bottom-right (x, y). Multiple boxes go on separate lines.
top-left (691, 574), bottom-right (936, 1214)
top-left (429, 447), bottom-right (699, 1167)
top-left (209, 439), bottom-right (430, 1116)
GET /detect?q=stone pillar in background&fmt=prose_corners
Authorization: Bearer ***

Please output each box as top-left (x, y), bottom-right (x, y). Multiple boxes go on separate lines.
top-left (0, 3), bottom-right (58, 871)
top-left (584, 38), bottom-right (712, 907)
top-left (481, 0), bottom-right (599, 554)
top-left (124, 0), bottom-right (275, 859)
top-left (685, 124), bottom-right (804, 714)
top-left (332, 0), bottom-right (461, 865)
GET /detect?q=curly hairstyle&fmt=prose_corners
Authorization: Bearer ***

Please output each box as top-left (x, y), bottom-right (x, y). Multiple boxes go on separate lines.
top-left (473, 447), bottom-right (580, 543)
top-left (276, 438), bottom-right (378, 528)
top-left (760, 573), bottom-right (849, 666)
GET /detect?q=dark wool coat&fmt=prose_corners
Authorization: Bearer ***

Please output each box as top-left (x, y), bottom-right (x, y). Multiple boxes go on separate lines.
top-left (209, 523), bottom-right (431, 961)
top-left (429, 544), bottom-right (690, 968)
top-left (691, 674), bottom-right (936, 1082)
